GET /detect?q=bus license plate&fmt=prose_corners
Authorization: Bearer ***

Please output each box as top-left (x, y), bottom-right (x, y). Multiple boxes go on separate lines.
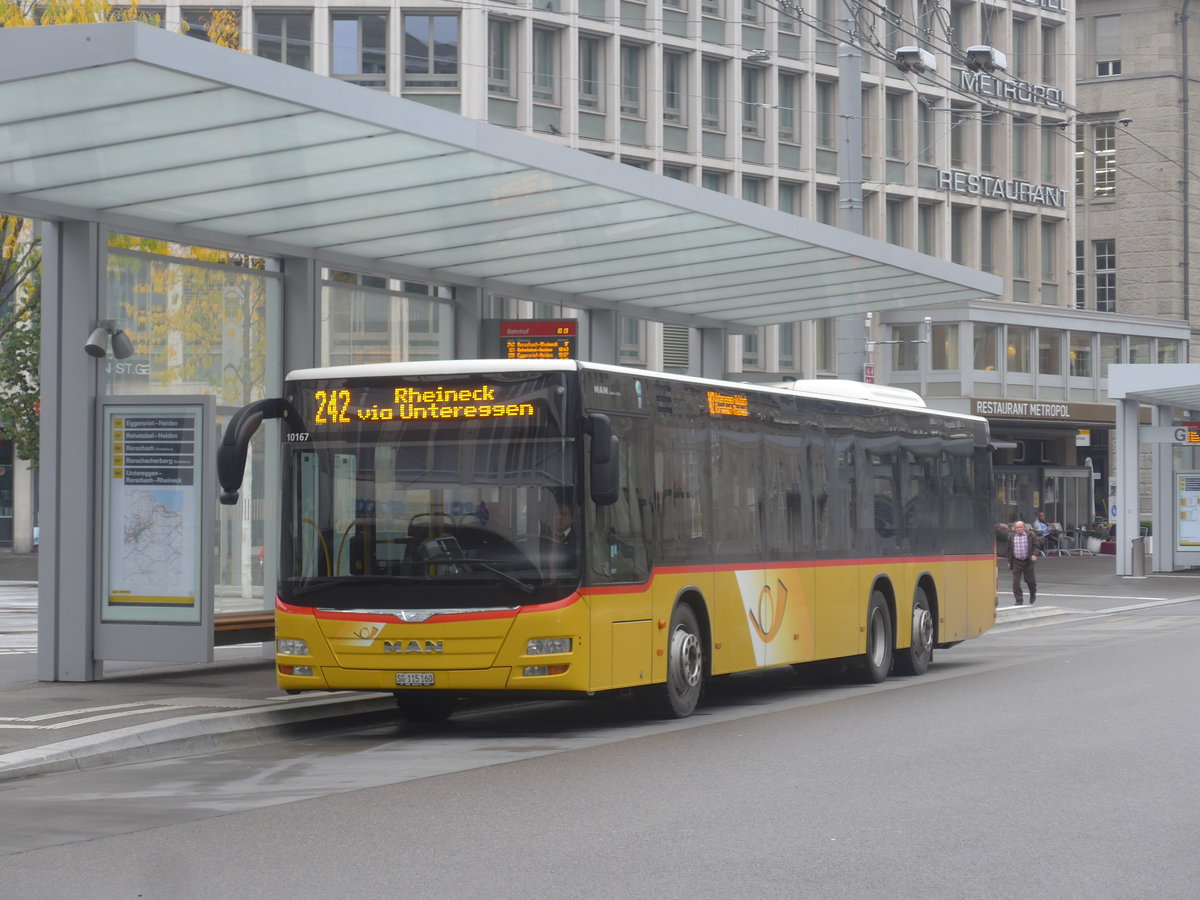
top-left (395, 673), bottom-right (435, 687)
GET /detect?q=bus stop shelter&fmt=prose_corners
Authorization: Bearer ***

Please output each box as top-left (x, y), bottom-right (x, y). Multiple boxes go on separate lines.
top-left (1109, 364), bottom-right (1200, 576)
top-left (0, 23), bottom-right (1001, 680)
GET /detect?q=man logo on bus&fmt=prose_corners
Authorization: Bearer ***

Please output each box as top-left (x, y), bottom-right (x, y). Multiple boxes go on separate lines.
top-left (383, 640), bottom-right (445, 654)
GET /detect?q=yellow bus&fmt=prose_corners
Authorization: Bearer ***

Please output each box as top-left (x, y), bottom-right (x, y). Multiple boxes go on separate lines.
top-left (218, 360), bottom-right (995, 721)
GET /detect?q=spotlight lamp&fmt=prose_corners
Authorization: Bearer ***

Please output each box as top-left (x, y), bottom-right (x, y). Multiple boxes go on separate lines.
top-left (85, 320), bottom-right (135, 359)
top-left (964, 45), bottom-right (1007, 73)
top-left (894, 46), bottom-right (935, 74)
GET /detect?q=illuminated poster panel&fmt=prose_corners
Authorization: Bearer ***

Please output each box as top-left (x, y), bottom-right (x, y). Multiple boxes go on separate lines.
top-left (1177, 473), bottom-right (1200, 552)
top-left (101, 400), bottom-right (209, 623)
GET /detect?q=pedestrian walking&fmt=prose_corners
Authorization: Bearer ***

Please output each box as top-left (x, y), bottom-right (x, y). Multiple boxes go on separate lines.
top-left (1006, 520), bottom-right (1040, 605)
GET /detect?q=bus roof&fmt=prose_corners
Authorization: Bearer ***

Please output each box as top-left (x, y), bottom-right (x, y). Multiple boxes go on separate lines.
top-left (285, 359), bottom-right (985, 423)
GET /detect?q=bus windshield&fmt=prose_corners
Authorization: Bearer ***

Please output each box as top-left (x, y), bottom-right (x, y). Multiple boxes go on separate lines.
top-left (279, 371), bottom-right (579, 610)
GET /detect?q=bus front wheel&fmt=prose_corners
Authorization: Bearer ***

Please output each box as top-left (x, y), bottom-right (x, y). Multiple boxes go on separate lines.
top-left (641, 604), bottom-right (705, 718)
top-left (858, 591), bottom-right (894, 683)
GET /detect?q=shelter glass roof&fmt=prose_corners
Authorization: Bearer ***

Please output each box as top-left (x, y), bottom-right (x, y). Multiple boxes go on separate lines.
top-left (0, 23), bottom-right (1001, 328)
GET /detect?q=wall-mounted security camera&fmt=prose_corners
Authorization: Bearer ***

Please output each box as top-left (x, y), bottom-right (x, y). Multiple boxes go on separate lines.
top-left (965, 45), bottom-right (1007, 73)
top-left (894, 46), bottom-right (936, 74)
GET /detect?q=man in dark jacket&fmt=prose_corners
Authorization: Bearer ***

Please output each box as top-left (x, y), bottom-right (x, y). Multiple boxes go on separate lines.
top-left (1006, 520), bottom-right (1041, 605)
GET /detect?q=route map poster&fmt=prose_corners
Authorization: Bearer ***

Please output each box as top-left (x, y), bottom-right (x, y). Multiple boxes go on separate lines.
top-left (101, 401), bottom-right (207, 623)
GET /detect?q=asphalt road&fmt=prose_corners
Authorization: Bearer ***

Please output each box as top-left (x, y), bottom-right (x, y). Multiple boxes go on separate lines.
top-left (2, 601), bottom-right (1199, 899)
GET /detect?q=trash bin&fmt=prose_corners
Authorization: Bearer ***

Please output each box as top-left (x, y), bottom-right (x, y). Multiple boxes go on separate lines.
top-left (1130, 537), bottom-right (1146, 577)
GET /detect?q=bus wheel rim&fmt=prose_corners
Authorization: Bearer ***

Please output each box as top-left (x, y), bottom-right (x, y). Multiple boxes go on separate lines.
top-left (671, 627), bottom-right (702, 690)
top-left (913, 606), bottom-right (933, 653)
top-left (869, 609), bottom-right (888, 668)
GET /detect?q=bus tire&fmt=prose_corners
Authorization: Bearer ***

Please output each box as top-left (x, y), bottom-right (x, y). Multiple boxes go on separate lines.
top-left (641, 603), bottom-right (705, 718)
top-left (895, 587), bottom-right (934, 676)
top-left (394, 691), bottom-right (458, 723)
top-left (858, 591), bottom-right (893, 683)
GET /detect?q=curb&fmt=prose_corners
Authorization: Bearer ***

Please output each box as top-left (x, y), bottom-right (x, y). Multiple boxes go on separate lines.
top-left (0, 693), bottom-right (397, 783)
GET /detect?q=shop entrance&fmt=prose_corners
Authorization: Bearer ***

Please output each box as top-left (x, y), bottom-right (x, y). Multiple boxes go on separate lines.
top-left (996, 465), bottom-right (1093, 546)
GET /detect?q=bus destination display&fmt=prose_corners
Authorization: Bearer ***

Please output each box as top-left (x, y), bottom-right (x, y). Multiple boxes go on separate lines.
top-left (309, 383), bottom-right (536, 426)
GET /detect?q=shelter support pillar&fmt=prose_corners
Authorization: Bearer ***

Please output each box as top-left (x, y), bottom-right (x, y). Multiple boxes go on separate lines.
top-left (281, 256), bottom-right (319, 372)
top-left (587, 309), bottom-right (618, 365)
top-left (453, 286), bottom-right (483, 359)
top-left (698, 327), bottom-right (726, 380)
top-left (1114, 397), bottom-right (1140, 576)
top-left (38, 220), bottom-right (104, 681)
top-left (1151, 404), bottom-right (1174, 573)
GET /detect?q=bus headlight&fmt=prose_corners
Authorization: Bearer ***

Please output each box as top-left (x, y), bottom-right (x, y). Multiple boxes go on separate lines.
top-left (277, 638), bottom-right (309, 656)
top-left (527, 638), bottom-right (572, 655)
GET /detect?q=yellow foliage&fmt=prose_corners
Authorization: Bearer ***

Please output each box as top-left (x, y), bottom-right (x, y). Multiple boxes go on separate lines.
top-left (0, 3), bottom-right (243, 49)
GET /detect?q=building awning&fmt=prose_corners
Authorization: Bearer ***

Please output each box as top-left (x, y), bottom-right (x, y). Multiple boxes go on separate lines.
top-left (0, 23), bottom-right (1000, 328)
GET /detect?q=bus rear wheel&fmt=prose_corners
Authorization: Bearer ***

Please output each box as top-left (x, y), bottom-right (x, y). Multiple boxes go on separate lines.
top-left (857, 591), bottom-right (894, 683)
top-left (641, 604), bottom-right (704, 718)
top-left (895, 588), bottom-right (934, 676)
top-left (394, 691), bottom-right (458, 723)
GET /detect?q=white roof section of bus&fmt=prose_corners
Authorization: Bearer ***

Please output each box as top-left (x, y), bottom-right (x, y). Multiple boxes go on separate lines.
top-left (0, 23), bottom-right (1000, 329)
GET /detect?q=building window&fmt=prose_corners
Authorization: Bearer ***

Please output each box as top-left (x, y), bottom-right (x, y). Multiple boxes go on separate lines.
top-left (886, 198), bottom-right (907, 247)
top-left (1011, 17), bottom-right (1030, 80)
top-left (663, 50), bottom-right (686, 123)
top-left (950, 106), bottom-right (971, 168)
top-left (980, 210), bottom-right (999, 273)
top-left (778, 73), bottom-right (801, 144)
top-left (816, 81), bottom-right (836, 149)
top-left (815, 318), bottom-right (835, 373)
top-left (256, 12), bottom-right (311, 70)
top-left (1041, 125), bottom-right (1057, 183)
top-left (1099, 334), bottom-right (1121, 376)
top-left (1070, 333), bottom-right (1093, 377)
top-left (918, 203), bottom-right (936, 255)
top-left (974, 323), bottom-right (999, 372)
top-left (1075, 240), bottom-right (1087, 309)
top-left (980, 113), bottom-right (996, 173)
top-left (742, 177), bottom-right (766, 204)
top-left (742, 328), bottom-right (762, 370)
top-left (333, 13), bottom-right (388, 89)
top-left (403, 15), bottom-right (459, 90)
top-left (918, 100), bottom-right (935, 165)
top-left (1011, 120), bottom-right (1028, 179)
top-left (742, 67), bottom-right (764, 136)
top-left (778, 322), bottom-right (800, 370)
top-left (1095, 239), bottom-right (1116, 312)
top-left (663, 164), bottom-right (690, 181)
top-left (488, 19), bottom-right (514, 96)
top-left (182, 7), bottom-right (238, 43)
top-left (1129, 336), bottom-right (1151, 364)
top-left (1041, 23), bottom-right (1059, 85)
top-left (1159, 341), bottom-right (1183, 364)
top-left (932, 323), bottom-right (958, 370)
top-left (702, 58), bottom-right (723, 130)
top-left (892, 324), bottom-right (919, 371)
top-left (815, 187), bottom-right (838, 225)
top-left (951, 205), bottom-right (970, 265)
top-left (1038, 329), bottom-right (1062, 376)
top-left (621, 44), bottom-right (645, 117)
top-left (1007, 326), bottom-right (1031, 374)
top-left (532, 28), bottom-right (559, 104)
top-left (1093, 124), bottom-right (1116, 197)
top-left (579, 35), bottom-right (604, 111)
top-left (885, 93), bottom-right (905, 159)
top-left (1012, 217), bottom-right (1029, 280)
top-left (619, 317), bottom-right (647, 366)
top-left (701, 0), bottom-right (722, 17)
top-left (1095, 15), bottom-right (1121, 77)
top-left (702, 170), bottom-right (727, 193)
top-left (779, 181), bottom-right (802, 215)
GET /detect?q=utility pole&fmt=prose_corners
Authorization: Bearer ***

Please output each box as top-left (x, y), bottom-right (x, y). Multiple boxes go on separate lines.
top-left (835, 0), bottom-right (866, 381)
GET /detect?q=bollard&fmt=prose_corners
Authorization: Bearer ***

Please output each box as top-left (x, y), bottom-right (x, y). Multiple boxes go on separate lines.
top-left (1130, 537), bottom-right (1146, 577)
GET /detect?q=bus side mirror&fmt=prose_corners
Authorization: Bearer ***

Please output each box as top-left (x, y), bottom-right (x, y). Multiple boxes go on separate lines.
top-left (587, 413), bottom-right (619, 506)
top-left (217, 398), bottom-right (296, 505)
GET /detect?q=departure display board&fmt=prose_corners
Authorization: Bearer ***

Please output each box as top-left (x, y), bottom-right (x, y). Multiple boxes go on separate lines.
top-left (482, 319), bottom-right (577, 360)
top-left (707, 391), bottom-right (749, 417)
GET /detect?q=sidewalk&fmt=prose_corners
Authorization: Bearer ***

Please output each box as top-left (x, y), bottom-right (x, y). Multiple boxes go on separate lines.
top-left (2, 552), bottom-right (1199, 782)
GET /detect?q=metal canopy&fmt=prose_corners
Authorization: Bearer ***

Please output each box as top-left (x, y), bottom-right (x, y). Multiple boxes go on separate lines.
top-left (1108, 365), bottom-right (1200, 411)
top-left (0, 23), bottom-right (1000, 328)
